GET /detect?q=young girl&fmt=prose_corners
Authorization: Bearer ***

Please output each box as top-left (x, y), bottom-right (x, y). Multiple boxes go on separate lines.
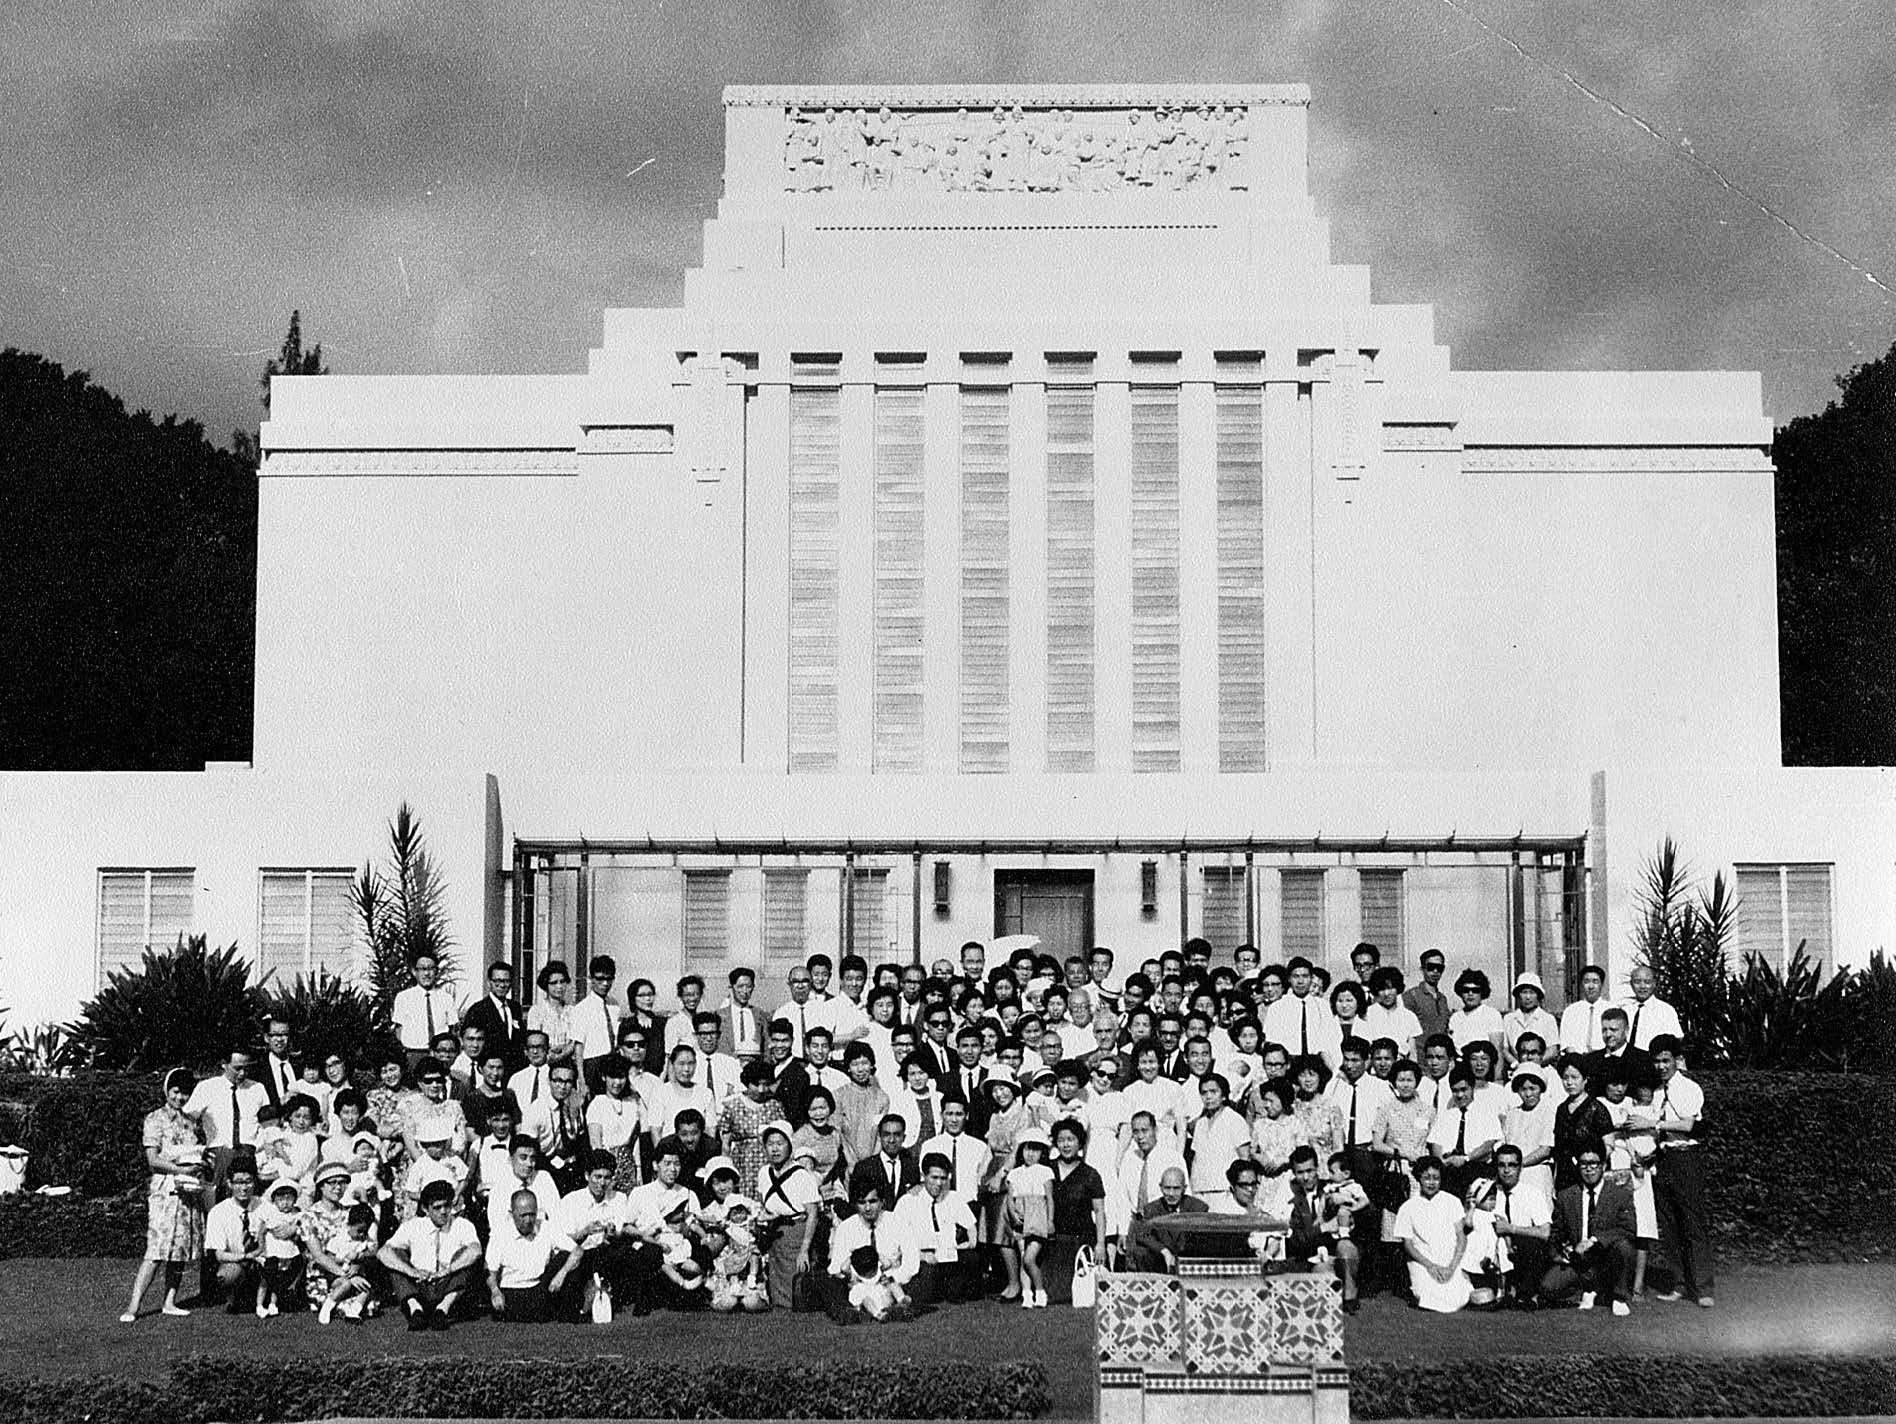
top-left (1005, 1128), bottom-right (1055, 1309)
top-left (705, 1198), bottom-right (768, 1313)
top-left (257, 1180), bottom-right (305, 1317)
top-left (316, 1204), bottom-right (380, 1323)
top-left (264, 1095), bottom-right (324, 1196)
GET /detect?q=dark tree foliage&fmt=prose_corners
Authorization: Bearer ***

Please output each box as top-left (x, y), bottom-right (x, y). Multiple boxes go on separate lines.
top-left (0, 351), bottom-right (256, 769)
top-left (1774, 344), bottom-right (1896, 765)
top-left (259, 308), bottom-right (326, 414)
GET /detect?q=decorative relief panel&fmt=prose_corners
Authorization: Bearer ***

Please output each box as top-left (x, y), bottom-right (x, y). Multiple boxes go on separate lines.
top-left (783, 104), bottom-right (1255, 194)
top-left (1181, 1281), bottom-right (1274, 1375)
top-left (1096, 1274), bottom-right (1182, 1366)
top-left (1264, 1274), bottom-right (1344, 1365)
top-left (1460, 446), bottom-right (1773, 473)
top-left (261, 449), bottom-right (578, 477)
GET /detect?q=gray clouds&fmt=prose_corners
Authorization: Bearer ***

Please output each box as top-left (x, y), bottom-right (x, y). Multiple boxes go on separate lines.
top-left (0, 0), bottom-right (1889, 435)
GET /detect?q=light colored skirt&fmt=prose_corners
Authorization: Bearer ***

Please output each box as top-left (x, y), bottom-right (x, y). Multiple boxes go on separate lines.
top-left (145, 1188), bottom-right (206, 1264)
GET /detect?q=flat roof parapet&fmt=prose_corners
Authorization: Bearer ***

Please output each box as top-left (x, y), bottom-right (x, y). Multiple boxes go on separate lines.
top-left (723, 83), bottom-right (1311, 109)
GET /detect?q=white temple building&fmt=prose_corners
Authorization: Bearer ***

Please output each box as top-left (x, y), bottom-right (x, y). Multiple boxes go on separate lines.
top-left (3, 84), bottom-right (1890, 1024)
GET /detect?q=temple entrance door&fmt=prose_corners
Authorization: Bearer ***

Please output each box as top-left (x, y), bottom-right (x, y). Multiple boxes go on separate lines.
top-left (994, 870), bottom-right (1095, 967)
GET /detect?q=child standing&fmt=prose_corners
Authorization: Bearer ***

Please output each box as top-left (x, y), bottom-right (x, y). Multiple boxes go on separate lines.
top-left (1602, 1073), bottom-right (1659, 1297)
top-left (257, 1180), bottom-right (305, 1317)
top-left (1005, 1128), bottom-right (1055, 1309)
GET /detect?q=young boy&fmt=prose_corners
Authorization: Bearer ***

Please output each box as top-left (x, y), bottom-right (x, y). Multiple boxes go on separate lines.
top-left (846, 1242), bottom-right (906, 1321)
top-left (402, 1128), bottom-right (469, 1214)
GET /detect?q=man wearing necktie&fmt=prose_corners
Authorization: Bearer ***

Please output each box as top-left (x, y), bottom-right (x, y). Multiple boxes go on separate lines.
top-left (393, 953), bottom-right (462, 1074)
top-left (847, 1115), bottom-right (919, 1213)
top-left (1483, 1146), bottom-right (1552, 1308)
top-left (893, 1153), bottom-right (977, 1303)
top-left (1559, 964), bottom-right (1612, 1054)
top-left (1543, 1148), bottom-right (1635, 1313)
top-left (783, 968), bottom-right (817, 1056)
top-left (724, 968), bottom-right (762, 1060)
top-left (1285, 1146), bottom-right (1360, 1312)
top-left (258, 1019), bottom-right (298, 1112)
top-left (204, 1162), bottom-right (265, 1311)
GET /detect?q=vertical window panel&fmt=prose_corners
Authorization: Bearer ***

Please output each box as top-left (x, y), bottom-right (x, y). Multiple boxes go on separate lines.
top-left (959, 387), bottom-right (1011, 773)
top-left (1785, 865), bottom-right (1834, 972)
top-left (683, 870), bottom-right (732, 970)
top-left (873, 388), bottom-right (925, 772)
top-left (1358, 869), bottom-right (1405, 960)
top-left (1280, 869), bottom-right (1326, 961)
top-left (1215, 385), bottom-right (1266, 770)
top-left (1732, 865), bottom-right (1783, 966)
top-left (98, 869), bottom-right (195, 985)
top-left (258, 870), bottom-right (356, 983)
top-left (1130, 385), bottom-right (1181, 771)
top-left (1046, 384), bottom-right (1096, 771)
top-left (789, 386), bottom-right (842, 772)
top-left (1202, 866), bottom-right (1248, 953)
top-left (845, 868), bottom-right (891, 958)
top-left (763, 870), bottom-right (809, 972)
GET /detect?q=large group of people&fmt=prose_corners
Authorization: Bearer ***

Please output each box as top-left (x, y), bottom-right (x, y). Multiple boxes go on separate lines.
top-left (120, 937), bottom-right (1714, 1329)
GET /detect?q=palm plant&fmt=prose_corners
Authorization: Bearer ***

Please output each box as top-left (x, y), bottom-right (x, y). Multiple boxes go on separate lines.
top-left (354, 802), bottom-right (458, 1015)
top-left (1631, 840), bottom-right (1736, 1063)
top-left (1723, 947), bottom-right (1856, 1070)
top-left (66, 935), bottom-right (265, 1072)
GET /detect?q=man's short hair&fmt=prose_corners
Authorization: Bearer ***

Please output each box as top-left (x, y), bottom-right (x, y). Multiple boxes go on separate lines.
top-left (1288, 1144), bottom-right (1320, 1170)
top-left (1649, 1033), bottom-right (1683, 1056)
top-left (920, 1151), bottom-right (952, 1176)
top-left (1602, 1006), bottom-right (1629, 1025)
top-left (588, 955), bottom-right (617, 978)
top-left (728, 966), bottom-right (755, 986)
top-left (676, 974), bottom-right (704, 995)
top-left (418, 1179), bottom-right (456, 1207)
top-left (1226, 1158), bottom-right (1263, 1186)
top-left (1579, 963), bottom-right (1607, 984)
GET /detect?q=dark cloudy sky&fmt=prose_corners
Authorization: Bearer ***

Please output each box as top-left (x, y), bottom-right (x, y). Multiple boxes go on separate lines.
top-left (3, 0), bottom-right (1891, 439)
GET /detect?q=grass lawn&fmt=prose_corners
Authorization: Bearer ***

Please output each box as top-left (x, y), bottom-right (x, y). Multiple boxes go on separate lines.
top-left (3, 1260), bottom-right (1893, 1419)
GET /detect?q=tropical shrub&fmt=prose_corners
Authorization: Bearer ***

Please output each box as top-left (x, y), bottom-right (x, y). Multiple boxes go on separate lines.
top-left (1632, 838), bottom-right (1736, 1055)
top-left (354, 802), bottom-right (459, 1016)
top-left (66, 936), bottom-right (264, 1074)
top-left (262, 972), bottom-right (400, 1074)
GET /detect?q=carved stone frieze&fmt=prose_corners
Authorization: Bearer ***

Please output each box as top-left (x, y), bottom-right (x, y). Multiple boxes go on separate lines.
top-left (780, 103), bottom-right (1257, 194)
top-left (261, 449), bottom-right (578, 477)
top-left (1460, 446), bottom-right (1773, 473)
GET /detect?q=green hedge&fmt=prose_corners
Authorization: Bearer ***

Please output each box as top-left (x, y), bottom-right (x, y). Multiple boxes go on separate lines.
top-left (1703, 1070), bottom-right (1896, 1262)
top-left (1350, 1352), bottom-right (1896, 1418)
top-left (0, 1355), bottom-right (1052, 1423)
top-left (0, 1190), bottom-right (146, 1259)
top-left (0, 1072), bottom-right (160, 1197)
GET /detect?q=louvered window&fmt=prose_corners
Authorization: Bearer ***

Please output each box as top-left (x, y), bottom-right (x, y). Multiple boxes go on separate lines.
top-left (789, 382), bottom-right (841, 772)
top-left (683, 871), bottom-right (732, 970)
top-left (258, 869), bottom-right (355, 984)
top-left (1202, 867), bottom-right (1249, 953)
top-left (1216, 384), bottom-right (1266, 770)
top-left (873, 388), bottom-right (925, 772)
top-left (844, 869), bottom-right (891, 957)
top-left (97, 869), bottom-right (194, 984)
top-left (1280, 869), bottom-right (1326, 960)
top-left (1046, 383), bottom-right (1096, 771)
top-left (959, 387), bottom-right (1010, 773)
top-left (1358, 870), bottom-right (1405, 960)
top-left (1130, 385), bottom-right (1181, 771)
top-left (1735, 863), bottom-right (1834, 972)
top-left (763, 871), bottom-right (809, 971)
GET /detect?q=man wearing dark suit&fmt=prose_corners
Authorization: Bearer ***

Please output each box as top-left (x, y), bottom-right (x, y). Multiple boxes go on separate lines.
top-left (846, 1116), bottom-right (920, 1213)
top-left (1541, 1147), bottom-right (1638, 1313)
top-left (461, 961), bottom-right (529, 1076)
top-left (1155, 1016), bottom-right (1190, 1081)
top-left (1120, 1165), bottom-right (1209, 1271)
top-left (1286, 1146), bottom-right (1361, 1312)
top-left (945, 1029), bottom-right (994, 1133)
top-left (763, 1020), bottom-right (812, 1127)
top-left (1582, 1008), bottom-right (1657, 1096)
top-left (256, 1017), bottom-right (299, 1111)
top-left (911, 1007), bottom-right (957, 1087)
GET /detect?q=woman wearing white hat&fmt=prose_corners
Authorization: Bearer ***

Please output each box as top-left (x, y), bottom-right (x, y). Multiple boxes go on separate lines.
top-left (1503, 973), bottom-right (1561, 1073)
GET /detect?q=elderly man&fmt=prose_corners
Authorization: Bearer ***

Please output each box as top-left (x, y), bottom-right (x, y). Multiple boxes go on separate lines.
top-left (1625, 967), bottom-right (1683, 1051)
top-left (1115, 1111), bottom-right (1188, 1222)
top-left (486, 1188), bottom-right (584, 1322)
top-left (1120, 1166), bottom-right (1209, 1271)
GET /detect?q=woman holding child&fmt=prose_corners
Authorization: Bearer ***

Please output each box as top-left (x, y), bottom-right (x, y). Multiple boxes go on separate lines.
top-left (121, 1067), bottom-right (208, 1321)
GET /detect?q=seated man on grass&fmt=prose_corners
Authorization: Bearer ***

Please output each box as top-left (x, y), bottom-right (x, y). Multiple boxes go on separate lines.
top-left (487, 1188), bottom-right (584, 1323)
top-left (378, 1179), bottom-right (483, 1330)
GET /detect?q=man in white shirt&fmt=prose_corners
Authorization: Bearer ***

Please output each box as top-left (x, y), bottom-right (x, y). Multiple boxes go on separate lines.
top-left (690, 1014), bottom-right (743, 1102)
top-left (555, 1150), bottom-right (646, 1308)
top-left (813, 954), bottom-right (871, 1046)
top-left (201, 1162), bottom-right (265, 1310)
top-left (185, 1051), bottom-right (269, 1194)
top-left (1558, 964), bottom-right (1614, 1054)
top-left (392, 952), bottom-right (463, 1071)
top-left (1262, 959), bottom-right (1342, 1067)
top-left (625, 1142), bottom-right (696, 1234)
top-left (664, 975), bottom-right (708, 1053)
top-left (1425, 1071), bottom-right (1502, 1200)
top-left (1040, 987), bottom-right (1095, 1060)
top-left (518, 1063), bottom-right (588, 1189)
top-left (1326, 1036), bottom-right (1395, 1179)
top-left (891, 1154), bottom-right (978, 1304)
top-left (257, 1018), bottom-right (299, 1110)
top-left (721, 967), bottom-right (763, 1061)
top-left (1471, 1145), bottom-right (1552, 1307)
top-left (378, 1179), bottom-right (483, 1328)
top-left (485, 1135), bottom-right (562, 1239)
top-left (1625, 967), bottom-right (1684, 1050)
top-left (918, 1097), bottom-right (992, 1210)
top-left (1647, 1034), bottom-right (1713, 1307)
top-left (576, 955), bottom-right (624, 1095)
top-left (1116, 1111), bottom-right (1188, 1222)
top-left (780, 966), bottom-right (820, 1056)
top-left (827, 1183), bottom-right (920, 1312)
top-left (507, 1031), bottom-right (558, 1111)
top-left (486, 1188), bottom-right (583, 1323)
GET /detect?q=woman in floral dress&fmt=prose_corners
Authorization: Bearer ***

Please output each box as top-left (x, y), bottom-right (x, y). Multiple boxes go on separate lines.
top-left (1249, 1078), bottom-right (1307, 1218)
top-left (1289, 1056), bottom-right (1344, 1163)
top-left (121, 1068), bottom-right (207, 1321)
top-left (718, 1060), bottom-right (780, 1193)
top-left (586, 1057), bottom-right (645, 1191)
